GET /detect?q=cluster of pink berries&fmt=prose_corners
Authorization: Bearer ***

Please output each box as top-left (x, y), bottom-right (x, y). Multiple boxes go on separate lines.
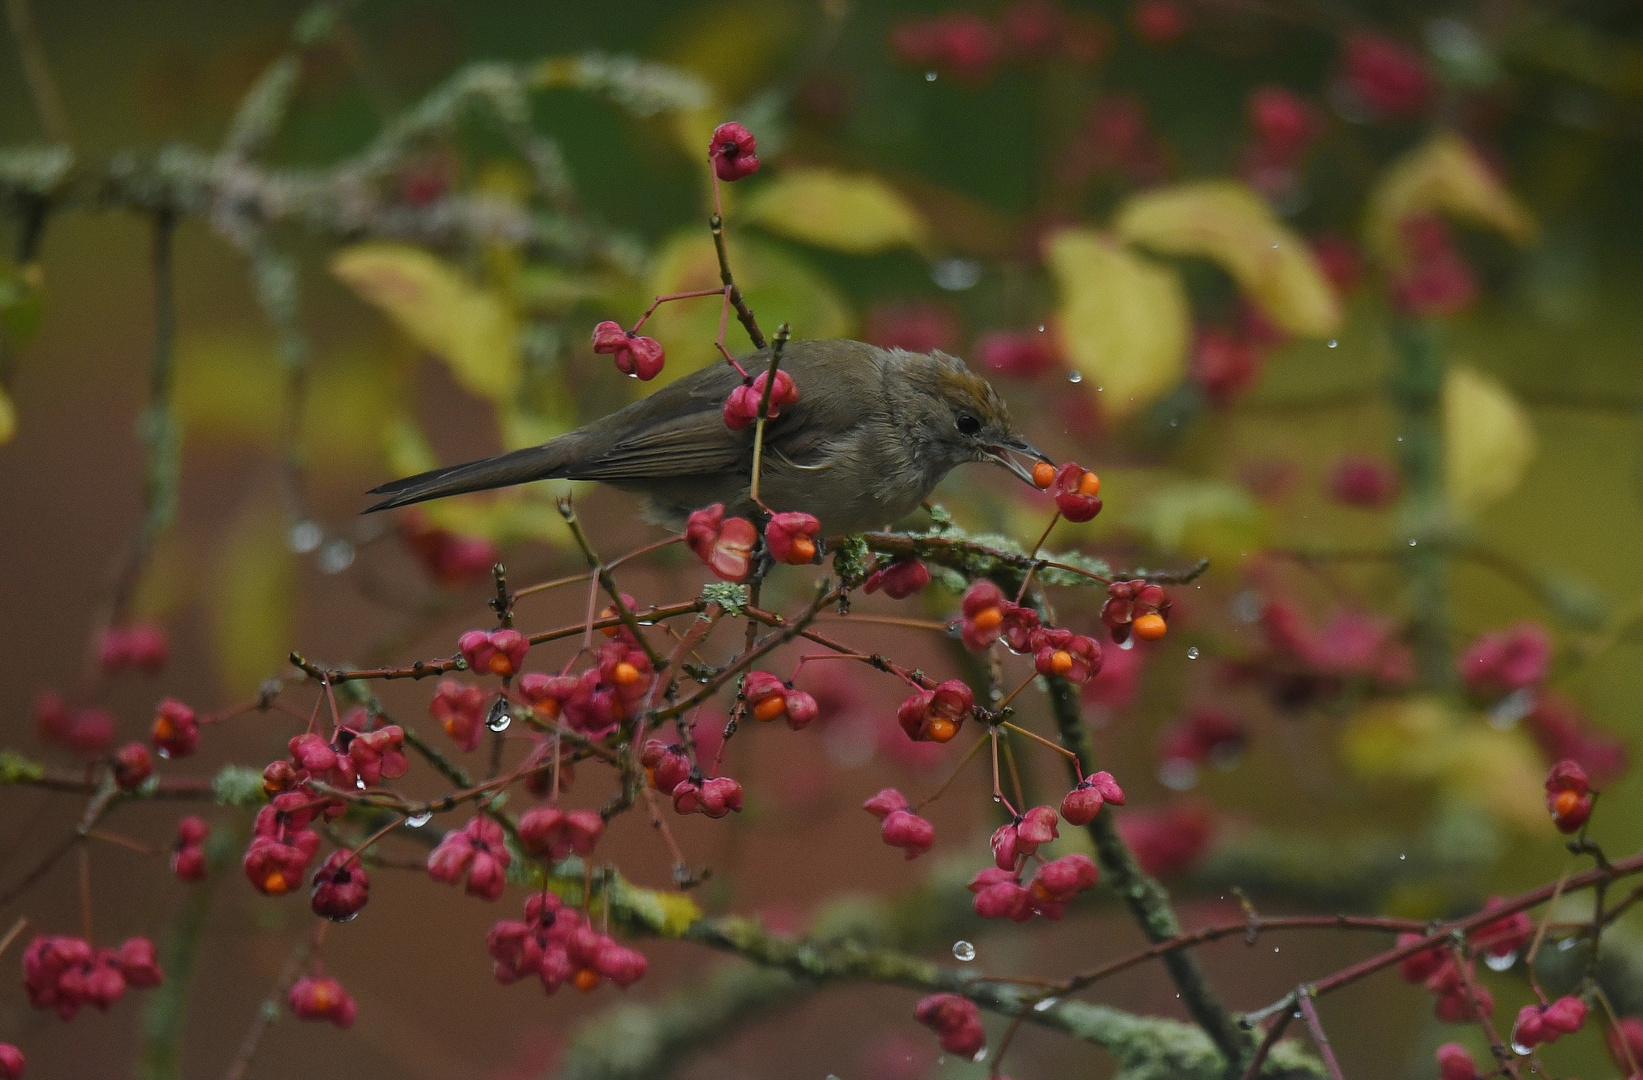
top-left (684, 503), bottom-right (821, 582)
top-left (890, 1), bottom-right (1109, 86)
top-left (520, 637), bottom-right (656, 739)
top-left (488, 892), bottom-right (648, 996)
top-left (23, 934), bottom-right (163, 1021)
top-left (641, 740), bottom-right (745, 820)
top-left (1546, 759), bottom-right (1594, 833)
top-left (1101, 579), bottom-right (1171, 644)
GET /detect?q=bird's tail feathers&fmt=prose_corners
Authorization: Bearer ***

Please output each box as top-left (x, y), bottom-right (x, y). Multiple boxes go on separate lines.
top-left (364, 445), bottom-right (566, 513)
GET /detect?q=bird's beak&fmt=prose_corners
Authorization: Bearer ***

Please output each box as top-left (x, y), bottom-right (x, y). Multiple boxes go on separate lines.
top-left (983, 437), bottom-right (1056, 487)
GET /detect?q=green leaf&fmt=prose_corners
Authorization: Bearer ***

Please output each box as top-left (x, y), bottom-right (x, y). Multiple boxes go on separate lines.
top-left (1114, 181), bottom-right (1342, 338)
top-left (1045, 228), bottom-right (1190, 422)
top-left (1444, 365), bottom-right (1536, 519)
top-left (331, 242), bottom-right (520, 402)
top-left (745, 168), bottom-right (930, 255)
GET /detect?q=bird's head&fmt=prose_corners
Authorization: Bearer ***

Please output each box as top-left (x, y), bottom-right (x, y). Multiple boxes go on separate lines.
top-left (891, 349), bottom-right (1053, 486)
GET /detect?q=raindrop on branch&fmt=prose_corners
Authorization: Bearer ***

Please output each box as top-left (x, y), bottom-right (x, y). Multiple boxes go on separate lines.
top-left (486, 698), bottom-right (512, 733)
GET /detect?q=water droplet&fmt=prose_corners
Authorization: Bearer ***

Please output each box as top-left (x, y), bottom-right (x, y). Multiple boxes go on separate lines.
top-left (288, 520), bottom-right (322, 554)
top-left (1168, 418), bottom-right (1179, 428)
top-left (1327, 339), bottom-right (1338, 348)
top-left (355, 776), bottom-right (366, 790)
top-left (486, 698), bottom-right (512, 733)
top-left (1396, 435), bottom-right (1404, 441)
top-left (1096, 385), bottom-right (1103, 391)
top-left (407, 811), bottom-right (432, 828)
top-left (1511, 1041), bottom-right (1532, 1057)
top-left (1399, 852), bottom-right (1407, 860)
top-left (325, 910), bottom-right (360, 924)
top-left (1118, 637), bottom-right (1134, 651)
top-left (925, 70), bottom-right (938, 81)
top-left (1037, 324), bottom-right (1046, 332)
top-left (972, 1049), bottom-right (987, 1064)
top-left (1271, 242), bottom-right (1280, 249)
top-left (1068, 370), bottom-right (1083, 383)
top-left (1557, 936), bottom-right (1577, 951)
top-left (930, 257), bottom-right (982, 291)
top-left (1484, 951), bottom-right (1516, 972)
top-left (1186, 646), bottom-right (1200, 659)
top-left (156, 747), bottom-right (172, 760)
top-left (952, 940), bottom-right (975, 962)
top-left (1158, 758), bottom-right (1199, 791)
top-left (318, 538), bottom-right (355, 574)
top-left (1408, 539), bottom-right (1418, 547)
top-left (826, 1074), bottom-right (842, 1080)
top-left (1231, 590), bottom-right (1263, 623)
top-left (1273, 946), bottom-right (1280, 953)
top-left (1033, 997), bottom-right (1058, 1012)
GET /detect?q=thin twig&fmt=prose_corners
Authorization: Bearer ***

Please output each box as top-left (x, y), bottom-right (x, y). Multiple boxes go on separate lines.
top-left (1296, 989), bottom-right (1345, 1080)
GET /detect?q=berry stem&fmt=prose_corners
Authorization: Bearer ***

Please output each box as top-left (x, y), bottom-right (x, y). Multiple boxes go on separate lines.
top-left (912, 734), bottom-right (990, 812)
top-left (629, 286), bottom-right (727, 334)
top-left (748, 323), bottom-right (791, 506)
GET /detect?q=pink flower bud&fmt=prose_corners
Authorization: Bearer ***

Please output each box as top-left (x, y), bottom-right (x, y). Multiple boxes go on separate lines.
top-left (1435, 1043), bottom-right (1477, 1080)
top-left (0, 1043), bottom-right (23, 1080)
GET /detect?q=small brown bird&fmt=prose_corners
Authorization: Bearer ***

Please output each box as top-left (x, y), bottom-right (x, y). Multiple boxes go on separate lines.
top-left (365, 339), bottom-right (1050, 535)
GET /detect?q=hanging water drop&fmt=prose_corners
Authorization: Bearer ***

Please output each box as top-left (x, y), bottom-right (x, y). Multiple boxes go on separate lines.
top-left (1186, 646), bottom-right (1200, 659)
top-left (1327, 339), bottom-right (1338, 348)
top-left (1511, 1041), bottom-right (1532, 1057)
top-left (972, 1049), bottom-right (987, 1064)
top-left (1068, 370), bottom-right (1083, 383)
top-left (486, 697), bottom-right (512, 733)
top-left (1484, 951), bottom-right (1516, 972)
top-left (952, 940), bottom-right (975, 962)
top-left (407, 811), bottom-right (432, 828)
top-left (1033, 997), bottom-right (1058, 1012)
top-left (1118, 637), bottom-right (1134, 651)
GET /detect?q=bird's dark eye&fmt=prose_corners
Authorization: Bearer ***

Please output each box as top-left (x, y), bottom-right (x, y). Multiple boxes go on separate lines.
top-left (956, 413), bottom-right (982, 437)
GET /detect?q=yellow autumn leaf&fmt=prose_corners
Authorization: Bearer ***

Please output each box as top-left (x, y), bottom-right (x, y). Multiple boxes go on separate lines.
top-left (211, 502), bottom-right (296, 696)
top-left (1121, 478), bottom-right (1268, 564)
top-left (1044, 228), bottom-right (1190, 421)
top-left (331, 242), bottom-right (520, 402)
top-left (0, 384), bottom-right (14, 444)
top-left (1364, 133), bottom-right (1538, 265)
top-left (644, 229), bottom-right (852, 380)
top-left (1445, 365), bottom-right (1536, 518)
top-left (1113, 181), bottom-right (1342, 338)
top-left (1341, 698), bottom-right (1546, 830)
top-left (745, 168), bottom-right (931, 255)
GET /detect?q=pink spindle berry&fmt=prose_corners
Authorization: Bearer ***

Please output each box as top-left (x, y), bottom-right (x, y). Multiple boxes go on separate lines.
top-left (1050, 463), bottom-right (1103, 522)
top-left (708, 122), bottom-right (759, 181)
top-left (1609, 1017), bottom-right (1643, 1072)
top-left (1457, 622), bottom-right (1552, 699)
top-left (97, 622), bottom-right (169, 677)
top-left (518, 805), bottom-right (605, 861)
top-left (672, 775), bottom-right (744, 818)
top-left (975, 331), bottom-right (1058, 379)
top-left (1436, 1043), bottom-right (1478, 1080)
top-left (1028, 853), bottom-right (1098, 911)
top-left (1061, 771), bottom-right (1123, 824)
top-left (0, 1043), bottom-right (22, 1080)
top-left (113, 742), bottom-right (154, 790)
top-left (1340, 31), bottom-right (1433, 120)
top-left (765, 511), bottom-right (821, 565)
top-left (288, 975), bottom-right (357, 1028)
top-left (880, 809), bottom-right (935, 859)
top-left (1115, 804), bottom-right (1211, 878)
top-left (1545, 759), bottom-right (1593, 833)
top-left (1472, 897), bottom-right (1533, 959)
top-left (744, 671), bottom-right (818, 731)
top-left (723, 370), bottom-right (799, 431)
top-left (114, 937), bottom-right (164, 987)
top-left (969, 868), bottom-right (1032, 921)
top-left (311, 850), bottom-right (370, 921)
top-left (459, 628), bottom-right (530, 678)
top-left (914, 993), bottom-right (987, 1058)
top-left (591, 320), bottom-right (666, 381)
top-left (863, 559), bottom-right (930, 599)
top-left (347, 724), bottom-right (408, 787)
top-left (149, 698), bottom-right (199, 759)
top-left (1327, 455), bottom-right (1401, 508)
top-left (427, 815), bottom-right (511, 901)
top-left (1031, 627), bottom-right (1103, 683)
top-left (685, 503), bottom-right (759, 583)
top-left (863, 788), bottom-right (910, 820)
top-left (65, 708), bottom-right (114, 757)
top-left (430, 679), bottom-right (488, 752)
top-left (897, 680), bottom-right (973, 744)
top-left (173, 816), bottom-right (209, 883)
top-left (641, 740), bottom-right (692, 795)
